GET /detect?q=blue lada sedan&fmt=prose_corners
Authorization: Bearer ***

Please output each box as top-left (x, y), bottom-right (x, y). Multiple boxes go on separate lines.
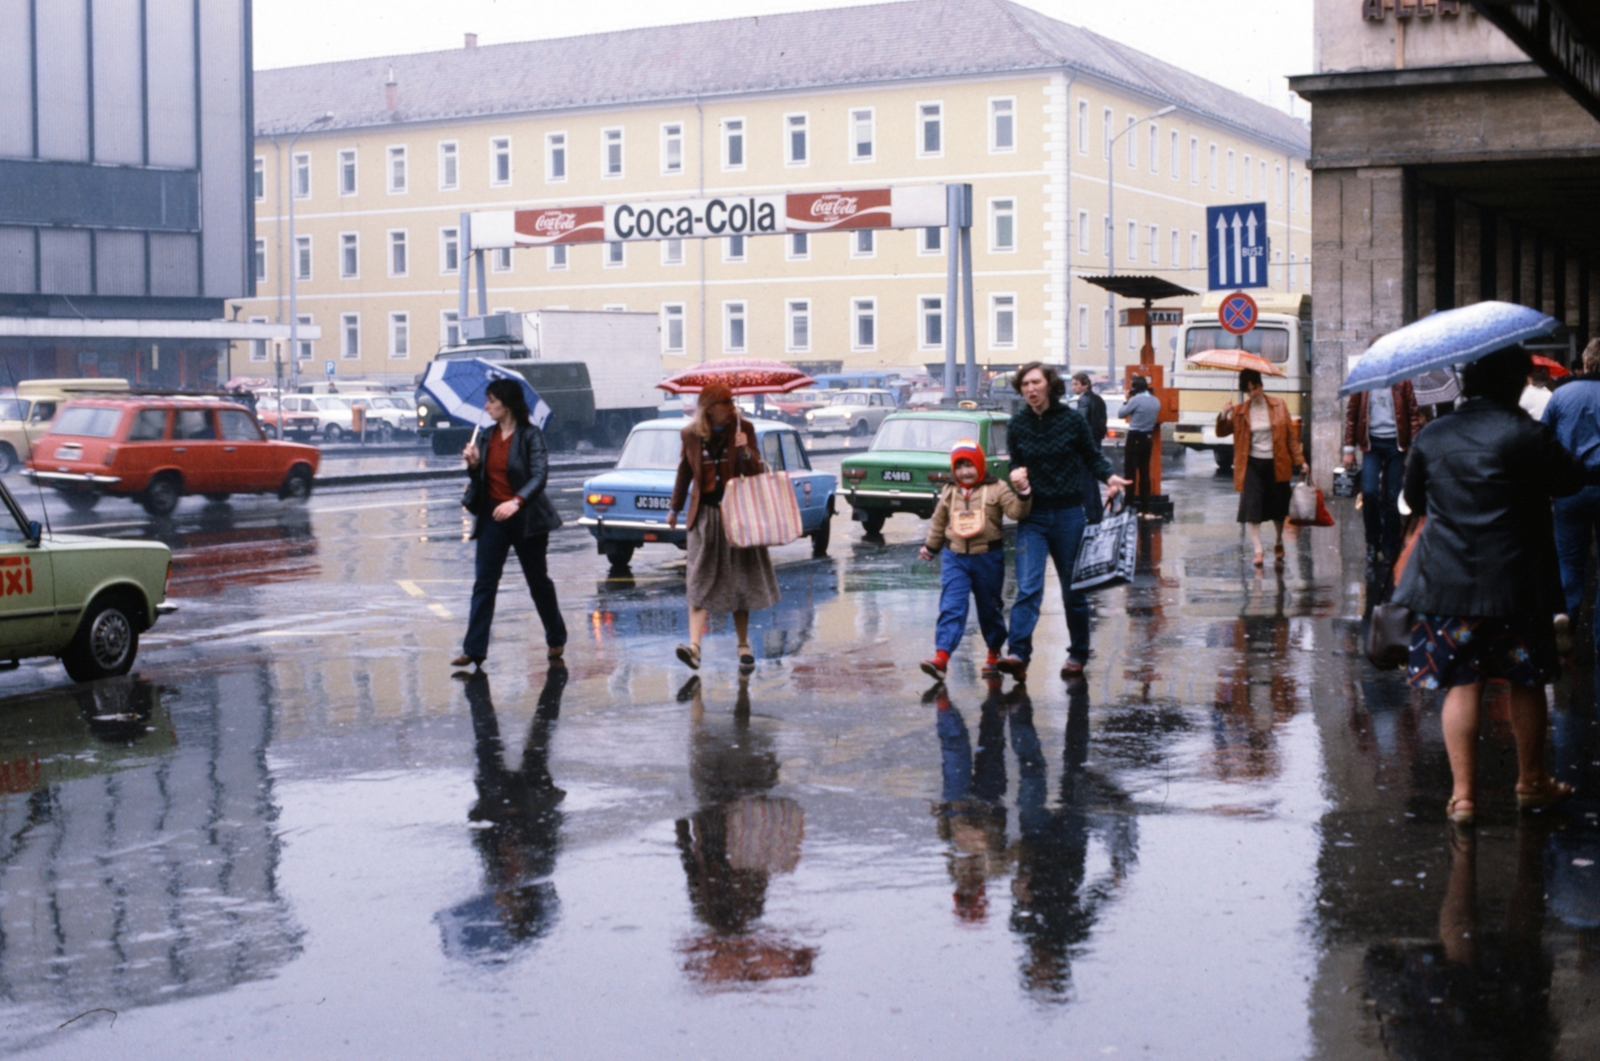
top-left (579, 418), bottom-right (837, 571)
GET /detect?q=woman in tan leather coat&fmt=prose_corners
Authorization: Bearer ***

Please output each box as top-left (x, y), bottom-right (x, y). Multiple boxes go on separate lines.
top-left (1216, 369), bottom-right (1308, 567)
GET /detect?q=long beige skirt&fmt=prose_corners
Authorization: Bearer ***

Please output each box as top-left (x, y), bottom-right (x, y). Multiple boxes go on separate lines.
top-left (687, 505), bottom-right (780, 612)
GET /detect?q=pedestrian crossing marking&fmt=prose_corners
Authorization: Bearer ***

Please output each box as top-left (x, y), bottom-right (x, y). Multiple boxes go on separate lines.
top-left (397, 580), bottom-right (426, 597)
top-left (428, 603), bottom-right (452, 619)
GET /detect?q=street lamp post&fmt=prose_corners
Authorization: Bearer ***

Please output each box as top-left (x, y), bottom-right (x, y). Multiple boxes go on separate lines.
top-left (1106, 104), bottom-right (1177, 384)
top-left (287, 112), bottom-right (334, 393)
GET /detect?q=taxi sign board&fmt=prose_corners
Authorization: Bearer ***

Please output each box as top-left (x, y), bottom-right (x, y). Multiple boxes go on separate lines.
top-left (1118, 307), bottom-right (1184, 327)
top-left (1218, 291), bottom-right (1259, 336)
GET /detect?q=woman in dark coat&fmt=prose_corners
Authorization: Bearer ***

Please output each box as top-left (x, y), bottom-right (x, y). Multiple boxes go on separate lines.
top-left (1394, 345), bottom-right (1584, 823)
top-left (452, 378), bottom-right (567, 670)
top-left (666, 383), bottom-right (779, 672)
top-left (1216, 368), bottom-right (1308, 567)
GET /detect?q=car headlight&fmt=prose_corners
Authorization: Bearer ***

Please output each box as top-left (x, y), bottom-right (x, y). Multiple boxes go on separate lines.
top-left (805, 412), bottom-right (814, 422)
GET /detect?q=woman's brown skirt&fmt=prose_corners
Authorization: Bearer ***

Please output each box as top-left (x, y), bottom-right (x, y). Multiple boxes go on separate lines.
top-left (687, 504), bottom-right (780, 612)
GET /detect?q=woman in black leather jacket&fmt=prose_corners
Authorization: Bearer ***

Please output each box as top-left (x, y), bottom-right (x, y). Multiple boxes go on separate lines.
top-left (1395, 345), bottom-right (1584, 823)
top-left (452, 378), bottom-right (567, 670)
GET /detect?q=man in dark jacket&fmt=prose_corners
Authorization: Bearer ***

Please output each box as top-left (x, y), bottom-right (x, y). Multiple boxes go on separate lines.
top-left (1069, 372), bottom-right (1108, 523)
top-left (1343, 380), bottom-right (1424, 564)
top-left (1540, 337), bottom-right (1600, 649)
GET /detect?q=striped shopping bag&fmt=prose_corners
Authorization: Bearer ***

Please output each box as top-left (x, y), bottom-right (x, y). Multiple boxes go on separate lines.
top-left (722, 470), bottom-right (804, 548)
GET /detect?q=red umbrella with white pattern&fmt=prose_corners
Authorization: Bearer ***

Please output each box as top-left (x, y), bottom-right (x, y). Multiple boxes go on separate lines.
top-left (657, 358), bottom-right (816, 395)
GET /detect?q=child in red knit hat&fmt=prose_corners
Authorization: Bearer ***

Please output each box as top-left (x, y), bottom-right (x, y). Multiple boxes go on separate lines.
top-left (918, 439), bottom-right (1031, 682)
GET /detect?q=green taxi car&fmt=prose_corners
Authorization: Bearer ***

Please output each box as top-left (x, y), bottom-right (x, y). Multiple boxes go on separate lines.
top-left (841, 410), bottom-right (1010, 536)
top-left (0, 478), bottom-right (175, 682)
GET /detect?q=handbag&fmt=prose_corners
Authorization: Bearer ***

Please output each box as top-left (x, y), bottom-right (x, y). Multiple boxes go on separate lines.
top-left (1331, 466), bottom-right (1358, 498)
top-left (722, 466), bottom-right (804, 548)
top-left (1070, 496), bottom-right (1137, 591)
top-left (1288, 475), bottom-right (1335, 527)
top-left (1365, 516), bottom-right (1425, 670)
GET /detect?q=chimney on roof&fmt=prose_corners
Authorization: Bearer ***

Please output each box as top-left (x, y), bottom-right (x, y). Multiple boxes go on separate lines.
top-left (384, 66), bottom-right (397, 112)
top-left (464, 32), bottom-right (478, 49)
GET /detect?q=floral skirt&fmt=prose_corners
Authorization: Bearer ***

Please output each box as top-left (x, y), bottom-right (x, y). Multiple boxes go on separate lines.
top-left (1406, 615), bottom-right (1558, 690)
top-left (686, 504), bottom-right (780, 613)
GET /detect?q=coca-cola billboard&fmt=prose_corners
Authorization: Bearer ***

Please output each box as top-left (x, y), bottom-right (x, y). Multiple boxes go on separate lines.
top-left (784, 189), bottom-right (892, 232)
top-left (512, 205), bottom-right (605, 245)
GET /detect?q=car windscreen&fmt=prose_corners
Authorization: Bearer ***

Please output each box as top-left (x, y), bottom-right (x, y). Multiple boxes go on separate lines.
top-left (316, 397), bottom-right (350, 410)
top-left (0, 399), bottom-right (27, 421)
top-left (51, 406), bottom-right (123, 438)
top-left (833, 393), bottom-right (868, 406)
top-left (870, 418), bottom-right (981, 453)
top-left (1184, 326), bottom-right (1290, 362)
top-left (616, 429), bottom-right (682, 470)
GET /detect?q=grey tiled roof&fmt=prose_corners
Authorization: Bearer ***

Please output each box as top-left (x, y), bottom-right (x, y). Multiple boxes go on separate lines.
top-left (255, 0), bottom-right (1309, 153)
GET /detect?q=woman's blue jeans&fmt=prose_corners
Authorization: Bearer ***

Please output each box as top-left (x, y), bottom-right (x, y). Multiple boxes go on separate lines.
top-left (1007, 507), bottom-right (1090, 665)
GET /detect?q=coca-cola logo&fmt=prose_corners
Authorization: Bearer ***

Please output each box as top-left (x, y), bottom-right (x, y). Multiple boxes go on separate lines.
top-left (533, 211), bottom-right (577, 233)
top-left (810, 195), bottom-right (860, 218)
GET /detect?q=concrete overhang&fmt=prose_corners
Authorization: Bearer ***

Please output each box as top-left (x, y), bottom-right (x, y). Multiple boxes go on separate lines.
top-left (0, 319), bottom-right (321, 341)
top-left (1473, 1), bottom-right (1600, 122)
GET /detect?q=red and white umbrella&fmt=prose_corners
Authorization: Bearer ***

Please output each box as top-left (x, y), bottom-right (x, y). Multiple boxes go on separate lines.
top-left (1184, 349), bottom-right (1286, 378)
top-left (657, 358), bottom-right (815, 395)
top-left (1532, 354), bottom-right (1571, 378)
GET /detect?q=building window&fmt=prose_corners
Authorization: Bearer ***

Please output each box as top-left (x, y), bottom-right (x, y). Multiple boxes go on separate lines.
top-left (602, 304), bottom-right (626, 312)
top-left (918, 102), bottom-right (942, 157)
top-left (1127, 321), bottom-right (1138, 350)
top-left (1208, 143), bottom-right (1217, 189)
top-left (920, 226), bottom-right (942, 255)
top-left (249, 315), bottom-right (268, 361)
top-left (662, 238), bottom-right (683, 266)
top-left (1243, 153), bottom-right (1252, 196)
top-left (723, 301), bottom-right (747, 353)
top-left (786, 113), bottom-right (808, 165)
top-left (725, 234), bottom-right (746, 262)
top-left (340, 233), bottom-right (358, 278)
top-left (441, 310), bottom-right (460, 348)
top-left (786, 299), bottom-right (810, 352)
top-left (852, 229), bottom-right (875, 258)
top-left (548, 244), bottom-right (568, 270)
top-left (1077, 305), bottom-right (1088, 348)
top-left (438, 141), bottom-right (458, 190)
top-left (1275, 164), bottom-right (1284, 207)
top-left (662, 304), bottom-right (685, 353)
top-left (1148, 224), bottom-right (1159, 266)
top-left (1170, 229), bottom-right (1180, 269)
top-left (294, 235), bottom-right (311, 281)
top-left (1103, 307), bottom-right (1112, 350)
top-left (440, 228), bottom-right (459, 274)
top-left (253, 157), bottom-right (265, 201)
top-left (1303, 174), bottom-right (1310, 214)
top-left (1261, 161), bottom-right (1268, 202)
top-left (1150, 124), bottom-right (1159, 173)
top-left (387, 146), bottom-right (407, 192)
top-left (1191, 137), bottom-right (1199, 184)
top-left (1170, 130), bottom-right (1179, 179)
top-left (851, 108), bottom-right (874, 161)
top-left (605, 241), bottom-right (624, 268)
top-left (388, 230), bottom-right (408, 277)
top-left (722, 118), bottom-right (744, 170)
top-left (389, 312), bottom-right (409, 359)
top-left (1077, 210), bottom-right (1089, 254)
top-left (920, 296), bottom-right (942, 349)
top-left (991, 97), bottom-right (1015, 152)
top-left (852, 298), bottom-right (876, 351)
top-left (292, 152), bottom-right (310, 199)
top-left (1289, 252), bottom-right (1297, 290)
top-left (339, 149), bottom-right (358, 195)
top-left (991, 199), bottom-right (1015, 253)
top-left (788, 232), bottom-right (809, 260)
top-left (1103, 107), bottom-right (1113, 159)
top-left (493, 247), bottom-right (512, 272)
top-left (253, 239), bottom-right (266, 283)
top-left (602, 128), bottom-right (623, 177)
top-left (1227, 149), bottom-right (1236, 193)
top-left (1077, 99), bottom-right (1088, 154)
top-left (991, 294), bottom-right (1016, 348)
top-left (1190, 231), bottom-right (1201, 269)
top-left (491, 137), bottom-right (511, 185)
top-left (661, 123), bottom-right (683, 174)
top-left (296, 314), bottom-right (314, 361)
top-left (341, 313), bottom-right (360, 358)
top-left (1126, 115), bottom-right (1137, 168)
top-left (1126, 220), bottom-right (1137, 263)
top-left (547, 132), bottom-right (566, 182)
top-left (1103, 215), bottom-right (1112, 260)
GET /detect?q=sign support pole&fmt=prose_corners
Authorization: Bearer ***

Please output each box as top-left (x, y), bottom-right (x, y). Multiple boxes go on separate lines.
top-left (458, 213), bottom-right (471, 326)
top-left (959, 185), bottom-right (977, 399)
top-left (475, 249), bottom-right (488, 317)
top-left (944, 184), bottom-right (960, 402)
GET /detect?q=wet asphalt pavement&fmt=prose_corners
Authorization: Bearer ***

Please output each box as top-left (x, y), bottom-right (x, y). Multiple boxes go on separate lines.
top-left (1, 450), bottom-right (1597, 1059)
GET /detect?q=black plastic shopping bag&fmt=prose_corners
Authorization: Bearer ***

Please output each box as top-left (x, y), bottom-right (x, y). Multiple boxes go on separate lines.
top-left (1070, 499), bottom-right (1137, 591)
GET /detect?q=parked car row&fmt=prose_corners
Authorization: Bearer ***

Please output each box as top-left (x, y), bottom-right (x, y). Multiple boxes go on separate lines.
top-left (261, 393), bottom-right (417, 442)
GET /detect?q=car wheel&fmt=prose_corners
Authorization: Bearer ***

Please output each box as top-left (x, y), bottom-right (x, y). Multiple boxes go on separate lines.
top-left (204, 493), bottom-right (231, 504)
top-left (375, 420), bottom-right (394, 443)
top-left (810, 504), bottom-right (833, 558)
top-left (262, 424), bottom-right (279, 439)
top-left (324, 424), bottom-right (344, 443)
top-left (0, 443), bottom-right (16, 474)
top-left (62, 594), bottom-right (140, 682)
top-left (602, 541), bottom-right (635, 571)
top-left (280, 465), bottom-right (314, 502)
top-left (62, 490), bottom-right (100, 512)
top-left (862, 511), bottom-right (887, 536)
top-left (141, 473), bottom-right (182, 517)
top-left (851, 419), bottom-right (870, 437)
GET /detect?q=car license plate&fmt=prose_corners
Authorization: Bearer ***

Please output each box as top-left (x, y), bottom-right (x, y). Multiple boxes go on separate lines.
top-left (882, 470), bottom-right (912, 482)
top-left (635, 495), bottom-right (672, 510)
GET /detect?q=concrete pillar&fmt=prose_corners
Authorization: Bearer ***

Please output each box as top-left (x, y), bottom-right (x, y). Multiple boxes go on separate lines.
top-left (1414, 183), bottom-right (1437, 317)
top-left (1309, 166), bottom-right (1409, 482)
top-left (1458, 202), bottom-right (1483, 307)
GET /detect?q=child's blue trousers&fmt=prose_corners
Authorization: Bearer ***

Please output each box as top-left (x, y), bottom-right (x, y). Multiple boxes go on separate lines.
top-left (935, 547), bottom-right (1008, 655)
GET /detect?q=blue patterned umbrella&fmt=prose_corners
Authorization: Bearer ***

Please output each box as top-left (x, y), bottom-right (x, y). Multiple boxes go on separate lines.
top-left (419, 357), bottom-right (551, 430)
top-left (1339, 301), bottom-right (1560, 397)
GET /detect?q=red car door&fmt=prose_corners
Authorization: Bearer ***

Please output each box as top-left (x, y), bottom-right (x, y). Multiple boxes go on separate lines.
top-left (216, 407), bottom-right (276, 493)
top-left (170, 408), bottom-right (224, 495)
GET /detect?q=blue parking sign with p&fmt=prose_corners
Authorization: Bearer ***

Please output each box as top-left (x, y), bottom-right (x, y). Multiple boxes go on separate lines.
top-left (1207, 202), bottom-right (1269, 291)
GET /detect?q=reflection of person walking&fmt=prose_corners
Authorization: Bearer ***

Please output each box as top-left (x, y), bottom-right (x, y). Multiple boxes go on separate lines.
top-left (453, 378), bottom-right (567, 670)
top-left (667, 383), bottom-right (780, 673)
top-left (918, 439), bottom-right (1031, 681)
top-left (1217, 368), bottom-right (1307, 568)
top-left (1119, 376), bottom-right (1162, 518)
top-left (1394, 346), bottom-right (1583, 824)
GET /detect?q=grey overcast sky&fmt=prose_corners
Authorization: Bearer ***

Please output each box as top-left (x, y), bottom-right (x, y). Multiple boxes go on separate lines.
top-left (253, 0), bottom-right (1314, 115)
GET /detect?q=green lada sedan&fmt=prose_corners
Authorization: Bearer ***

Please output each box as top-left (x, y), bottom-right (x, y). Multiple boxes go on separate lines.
top-left (841, 410), bottom-right (1010, 536)
top-left (0, 478), bottom-right (175, 682)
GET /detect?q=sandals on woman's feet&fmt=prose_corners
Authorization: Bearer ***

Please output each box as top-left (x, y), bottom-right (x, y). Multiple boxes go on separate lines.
top-left (738, 644), bottom-right (756, 673)
top-left (676, 643), bottom-right (701, 670)
top-left (1445, 796), bottom-right (1475, 824)
top-left (1273, 543), bottom-right (1285, 566)
top-left (1516, 778), bottom-right (1575, 812)
top-left (548, 645), bottom-right (565, 661)
top-left (1252, 549), bottom-right (1265, 568)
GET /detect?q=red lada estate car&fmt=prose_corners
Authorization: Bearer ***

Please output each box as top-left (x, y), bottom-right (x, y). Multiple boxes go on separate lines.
top-left (26, 397), bottom-right (320, 516)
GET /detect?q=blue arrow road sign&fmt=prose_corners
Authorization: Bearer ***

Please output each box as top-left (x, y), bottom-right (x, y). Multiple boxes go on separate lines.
top-left (1206, 202), bottom-right (1268, 291)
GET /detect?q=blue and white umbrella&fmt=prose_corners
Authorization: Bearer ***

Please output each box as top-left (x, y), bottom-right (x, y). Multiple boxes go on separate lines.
top-left (1340, 301), bottom-right (1560, 397)
top-left (420, 357), bottom-right (551, 430)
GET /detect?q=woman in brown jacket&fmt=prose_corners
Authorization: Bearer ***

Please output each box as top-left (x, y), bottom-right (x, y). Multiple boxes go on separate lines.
top-left (1216, 369), bottom-right (1308, 567)
top-left (666, 383), bottom-right (780, 672)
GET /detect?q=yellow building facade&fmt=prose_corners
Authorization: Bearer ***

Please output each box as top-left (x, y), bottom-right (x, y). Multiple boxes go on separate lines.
top-left (245, 0), bottom-right (1309, 386)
